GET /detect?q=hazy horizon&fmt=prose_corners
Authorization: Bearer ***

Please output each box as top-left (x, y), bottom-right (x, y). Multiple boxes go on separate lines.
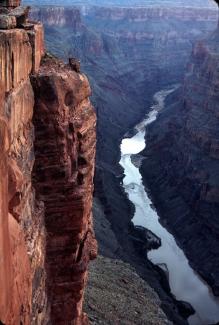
top-left (24, 0), bottom-right (217, 8)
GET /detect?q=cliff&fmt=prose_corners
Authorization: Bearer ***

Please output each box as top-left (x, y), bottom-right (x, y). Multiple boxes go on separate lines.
top-left (140, 2), bottom-right (219, 297)
top-left (0, 1), bottom-right (97, 324)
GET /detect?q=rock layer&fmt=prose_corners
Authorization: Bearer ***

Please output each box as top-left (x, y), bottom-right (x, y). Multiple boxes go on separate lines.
top-left (0, 2), bottom-right (97, 324)
top-left (0, 9), bottom-right (46, 324)
top-left (32, 55), bottom-right (97, 324)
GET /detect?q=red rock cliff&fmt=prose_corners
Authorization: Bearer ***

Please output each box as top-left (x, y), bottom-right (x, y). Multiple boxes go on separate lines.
top-left (0, 1), bottom-right (97, 324)
top-left (32, 55), bottom-right (97, 324)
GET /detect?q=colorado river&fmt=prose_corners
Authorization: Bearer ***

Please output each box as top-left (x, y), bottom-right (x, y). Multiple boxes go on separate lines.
top-left (119, 86), bottom-right (219, 325)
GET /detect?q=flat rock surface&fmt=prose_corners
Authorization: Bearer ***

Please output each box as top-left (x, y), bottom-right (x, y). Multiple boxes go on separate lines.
top-left (84, 255), bottom-right (172, 325)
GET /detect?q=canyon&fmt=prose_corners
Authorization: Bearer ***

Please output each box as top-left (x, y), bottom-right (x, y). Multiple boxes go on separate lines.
top-left (1, 0), bottom-right (219, 324)
top-left (140, 1), bottom-right (219, 300)
top-left (27, 1), bottom-right (219, 323)
top-left (0, 1), bottom-right (97, 324)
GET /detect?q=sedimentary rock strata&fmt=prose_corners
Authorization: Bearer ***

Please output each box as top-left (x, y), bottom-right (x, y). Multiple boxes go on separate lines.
top-left (0, 1), bottom-right (97, 324)
top-left (32, 54), bottom-right (97, 324)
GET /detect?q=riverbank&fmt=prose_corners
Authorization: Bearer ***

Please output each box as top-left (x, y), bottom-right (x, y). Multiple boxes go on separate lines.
top-left (93, 180), bottom-right (190, 324)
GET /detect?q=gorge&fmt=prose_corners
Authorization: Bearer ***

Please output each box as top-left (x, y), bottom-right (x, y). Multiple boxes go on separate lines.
top-left (120, 86), bottom-right (219, 325)
top-left (140, 0), bottom-right (219, 306)
top-left (1, 0), bottom-right (219, 324)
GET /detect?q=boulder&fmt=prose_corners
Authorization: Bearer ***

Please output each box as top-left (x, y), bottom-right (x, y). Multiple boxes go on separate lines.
top-left (0, 14), bottom-right (16, 29)
top-left (9, 6), bottom-right (30, 27)
top-left (0, 0), bottom-right (21, 8)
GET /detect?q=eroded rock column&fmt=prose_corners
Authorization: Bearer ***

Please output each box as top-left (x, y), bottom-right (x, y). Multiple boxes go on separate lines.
top-left (32, 56), bottom-right (97, 324)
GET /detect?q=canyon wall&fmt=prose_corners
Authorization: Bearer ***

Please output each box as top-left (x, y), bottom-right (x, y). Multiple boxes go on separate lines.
top-left (140, 4), bottom-right (219, 297)
top-left (32, 55), bottom-right (97, 324)
top-left (0, 8), bottom-right (46, 323)
top-left (0, 1), bottom-right (96, 324)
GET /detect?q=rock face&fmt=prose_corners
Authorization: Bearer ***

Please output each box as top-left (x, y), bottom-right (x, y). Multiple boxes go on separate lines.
top-left (0, 2), bottom-right (96, 324)
top-left (32, 55), bottom-right (97, 324)
top-left (140, 7), bottom-right (219, 296)
top-left (0, 5), bottom-right (46, 324)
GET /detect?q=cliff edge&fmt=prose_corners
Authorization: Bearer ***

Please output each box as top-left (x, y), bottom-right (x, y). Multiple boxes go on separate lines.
top-left (0, 1), bottom-right (97, 324)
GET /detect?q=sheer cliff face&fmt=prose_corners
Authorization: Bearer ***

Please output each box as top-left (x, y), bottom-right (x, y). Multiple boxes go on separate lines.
top-left (0, 2), bottom-right (96, 325)
top-left (32, 56), bottom-right (97, 324)
top-left (0, 17), bottom-right (46, 324)
top-left (140, 10), bottom-right (219, 296)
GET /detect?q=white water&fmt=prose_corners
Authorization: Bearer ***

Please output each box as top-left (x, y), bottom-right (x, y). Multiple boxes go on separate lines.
top-left (119, 86), bottom-right (219, 325)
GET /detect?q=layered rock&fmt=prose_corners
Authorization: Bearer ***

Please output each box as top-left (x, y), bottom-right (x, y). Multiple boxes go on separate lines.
top-left (140, 3), bottom-right (219, 296)
top-left (88, 6), bottom-right (218, 22)
top-left (32, 55), bottom-right (97, 324)
top-left (0, 1), bottom-right (97, 324)
top-left (0, 3), bottom-right (46, 323)
top-left (30, 6), bottom-right (82, 29)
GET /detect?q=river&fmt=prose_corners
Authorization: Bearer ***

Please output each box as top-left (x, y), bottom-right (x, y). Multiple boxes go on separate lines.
top-left (119, 86), bottom-right (219, 325)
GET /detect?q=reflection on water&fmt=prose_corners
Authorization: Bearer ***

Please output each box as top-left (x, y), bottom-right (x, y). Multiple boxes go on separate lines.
top-left (120, 86), bottom-right (219, 325)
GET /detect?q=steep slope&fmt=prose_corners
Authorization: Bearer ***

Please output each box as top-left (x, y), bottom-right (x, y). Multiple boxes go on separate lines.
top-left (140, 2), bottom-right (219, 297)
top-left (0, 1), bottom-right (97, 324)
top-left (84, 255), bottom-right (171, 325)
top-left (0, 8), bottom-right (46, 323)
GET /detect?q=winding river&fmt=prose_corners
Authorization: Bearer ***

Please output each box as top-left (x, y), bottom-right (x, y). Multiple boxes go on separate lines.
top-left (119, 86), bottom-right (219, 325)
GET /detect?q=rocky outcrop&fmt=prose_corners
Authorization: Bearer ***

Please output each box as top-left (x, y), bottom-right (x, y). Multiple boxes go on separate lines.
top-left (140, 4), bottom-right (219, 297)
top-left (32, 55), bottom-right (97, 324)
top-left (0, 1), bottom-right (96, 324)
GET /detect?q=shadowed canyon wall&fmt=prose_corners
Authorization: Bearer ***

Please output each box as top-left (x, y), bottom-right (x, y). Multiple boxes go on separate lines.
top-left (0, 1), bottom-right (97, 324)
top-left (140, 1), bottom-right (219, 297)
